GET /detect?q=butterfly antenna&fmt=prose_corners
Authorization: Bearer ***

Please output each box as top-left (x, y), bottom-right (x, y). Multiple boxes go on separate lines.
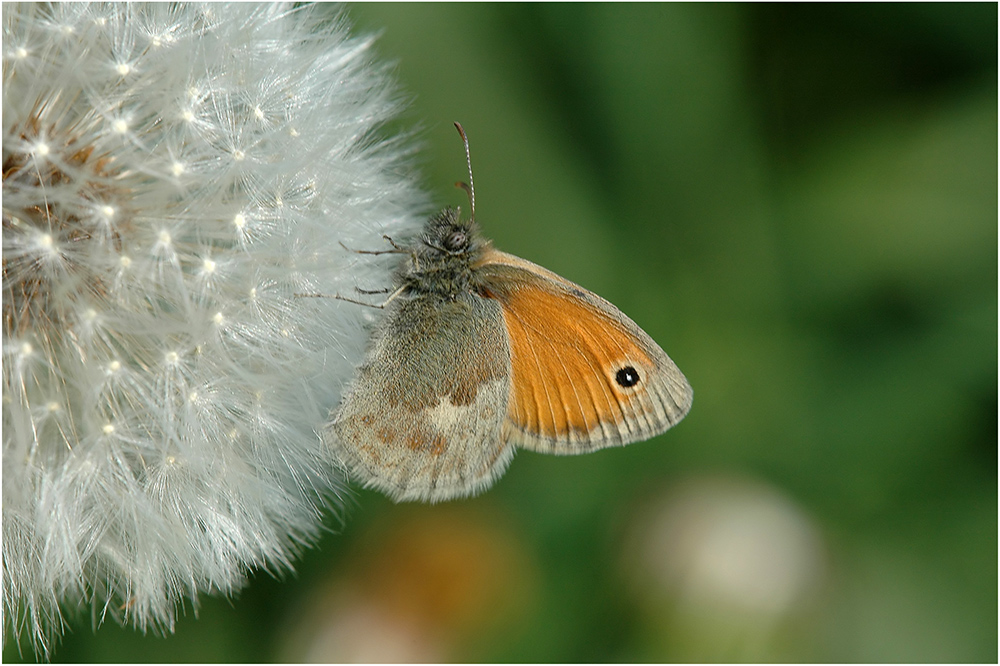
top-left (454, 122), bottom-right (475, 221)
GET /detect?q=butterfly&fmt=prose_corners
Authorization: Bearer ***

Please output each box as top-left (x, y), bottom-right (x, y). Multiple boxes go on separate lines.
top-left (324, 123), bottom-right (692, 502)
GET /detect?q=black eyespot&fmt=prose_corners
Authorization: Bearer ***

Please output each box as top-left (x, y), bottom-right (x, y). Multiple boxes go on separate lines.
top-left (615, 366), bottom-right (640, 388)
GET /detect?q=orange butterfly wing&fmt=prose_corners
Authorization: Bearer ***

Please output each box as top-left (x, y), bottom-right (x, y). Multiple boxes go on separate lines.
top-left (477, 249), bottom-right (692, 454)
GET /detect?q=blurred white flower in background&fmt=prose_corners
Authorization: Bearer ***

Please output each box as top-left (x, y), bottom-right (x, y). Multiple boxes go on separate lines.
top-left (2, 2), bottom-right (423, 657)
top-left (622, 475), bottom-right (826, 661)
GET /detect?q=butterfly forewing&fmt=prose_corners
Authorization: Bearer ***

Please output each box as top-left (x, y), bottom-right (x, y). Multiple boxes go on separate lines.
top-left (478, 250), bottom-right (692, 454)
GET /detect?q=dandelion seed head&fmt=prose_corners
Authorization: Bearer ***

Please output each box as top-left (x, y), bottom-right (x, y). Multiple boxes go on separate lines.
top-left (3, 2), bottom-right (425, 657)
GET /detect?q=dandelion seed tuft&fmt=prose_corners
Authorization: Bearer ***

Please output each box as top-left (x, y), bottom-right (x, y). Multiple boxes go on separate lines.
top-left (3, 2), bottom-right (424, 657)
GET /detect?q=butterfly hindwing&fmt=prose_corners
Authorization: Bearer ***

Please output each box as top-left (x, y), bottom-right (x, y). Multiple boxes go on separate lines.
top-left (327, 293), bottom-right (515, 502)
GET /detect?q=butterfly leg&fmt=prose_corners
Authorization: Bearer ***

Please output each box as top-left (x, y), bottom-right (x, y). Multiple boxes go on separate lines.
top-left (313, 283), bottom-right (407, 309)
top-left (338, 239), bottom-right (406, 256)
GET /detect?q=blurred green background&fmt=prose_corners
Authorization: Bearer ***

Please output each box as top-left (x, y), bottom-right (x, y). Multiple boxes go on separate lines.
top-left (8, 3), bottom-right (996, 662)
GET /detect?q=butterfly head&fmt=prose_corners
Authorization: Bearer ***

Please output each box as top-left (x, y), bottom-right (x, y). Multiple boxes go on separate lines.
top-left (400, 123), bottom-right (491, 298)
top-left (422, 206), bottom-right (478, 256)
top-left (401, 206), bottom-right (486, 298)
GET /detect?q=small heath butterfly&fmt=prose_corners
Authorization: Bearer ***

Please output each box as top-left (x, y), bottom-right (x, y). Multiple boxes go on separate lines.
top-left (324, 123), bottom-right (692, 502)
